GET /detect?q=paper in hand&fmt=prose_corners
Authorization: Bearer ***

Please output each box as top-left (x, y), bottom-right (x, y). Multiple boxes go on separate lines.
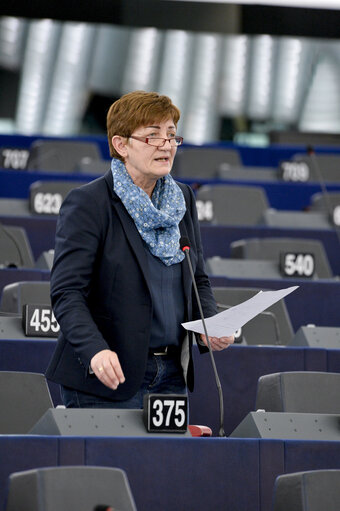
top-left (181, 286), bottom-right (299, 338)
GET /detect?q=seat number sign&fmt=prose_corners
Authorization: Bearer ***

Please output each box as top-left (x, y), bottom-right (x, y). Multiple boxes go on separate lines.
top-left (0, 148), bottom-right (30, 170)
top-left (143, 394), bottom-right (188, 433)
top-left (23, 304), bottom-right (60, 337)
top-left (280, 252), bottom-right (315, 278)
top-left (31, 192), bottom-right (63, 215)
top-left (279, 161), bottom-right (310, 182)
top-left (196, 200), bottom-right (214, 222)
top-left (331, 205), bottom-right (340, 227)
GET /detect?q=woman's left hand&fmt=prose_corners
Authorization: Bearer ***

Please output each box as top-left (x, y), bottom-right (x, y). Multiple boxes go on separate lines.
top-left (199, 334), bottom-right (234, 351)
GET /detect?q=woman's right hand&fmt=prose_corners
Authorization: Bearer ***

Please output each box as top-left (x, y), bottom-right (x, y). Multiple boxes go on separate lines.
top-left (90, 349), bottom-right (125, 390)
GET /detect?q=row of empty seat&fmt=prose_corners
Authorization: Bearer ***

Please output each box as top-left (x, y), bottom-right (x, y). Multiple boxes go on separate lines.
top-left (1, 139), bottom-right (110, 174)
top-left (2, 180), bottom-right (339, 234)
top-left (1, 130), bottom-right (340, 511)
top-left (3, 368), bottom-right (340, 435)
top-left (2, 138), bottom-right (340, 184)
top-left (1, 280), bottom-right (339, 350)
top-left (207, 237), bottom-right (335, 280)
top-left (4, 458), bottom-right (340, 510)
top-left (196, 184), bottom-right (340, 229)
top-left (172, 146), bottom-right (340, 184)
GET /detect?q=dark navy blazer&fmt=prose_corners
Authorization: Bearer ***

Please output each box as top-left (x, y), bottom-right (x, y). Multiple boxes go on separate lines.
top-left (46, 170), bottom-right (217, 400)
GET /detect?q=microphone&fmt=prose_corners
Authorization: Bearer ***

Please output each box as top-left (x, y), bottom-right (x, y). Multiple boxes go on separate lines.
top-left (180, 236), bottom-right (226, 437)
top-left (93, 506), bottom-right (114, 511)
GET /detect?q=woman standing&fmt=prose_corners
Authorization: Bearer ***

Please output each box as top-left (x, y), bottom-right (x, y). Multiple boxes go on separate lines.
top-left (46, 90), bottom-right (234, 408)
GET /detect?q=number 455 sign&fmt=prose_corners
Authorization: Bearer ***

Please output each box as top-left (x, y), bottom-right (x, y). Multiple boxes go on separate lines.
top-left (22, 304), bottom-right (60, 337)
top-left (143, 394), bottom-right (188, 433)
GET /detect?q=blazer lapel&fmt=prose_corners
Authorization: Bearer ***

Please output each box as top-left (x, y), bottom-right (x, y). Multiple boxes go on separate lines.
top-left (104, 170), bottom-right (151, 286)
top-left (114, 198), bottom-right (151, 283)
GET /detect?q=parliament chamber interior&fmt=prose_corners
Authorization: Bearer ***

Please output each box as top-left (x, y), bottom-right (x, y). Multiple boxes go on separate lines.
top-left (1, 1), bottom-right (340, 510)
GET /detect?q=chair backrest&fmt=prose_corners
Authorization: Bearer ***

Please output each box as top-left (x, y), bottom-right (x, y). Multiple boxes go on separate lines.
top-left (261, 209), bottom-right (331, 230)
top-left (230, 237), bottom-right (333, 279)
top-left (310, 191), bottom-right (340, 210)
top-left (196, 184), bottom-right (269, 225)
top-left (217, 166), bottom-right (279, 182)
top-left (0, 371), bottom-right (53, 433)
top-left (256, 371), bottom-right (340, 413)
top-left (207, 257), bottom-right (284, 280)
top-left (0, 199), bottom-right (30, 217)
top-left (309, 191), bottom-right (340, 227)
top-left (216, 302), bottom-right (280, 346)
top-left (212, 287), bottom-right (293, 345)
top-left (5, 466), bottom-right (137, 511)
top-left (0, 224), bottom-right (35, 268)
top-left (172, 147), bottom-right (241, 178)
top-left (269, 130), bottom-right (340, 146)
top-left (27, 140), bottom-right (102, 172)
top-left (76, 158), bottom-right (110, 175)
top-left (273, 470), bottom-right (340, 511)
top-left (0, 281), bottom-right (51, 313)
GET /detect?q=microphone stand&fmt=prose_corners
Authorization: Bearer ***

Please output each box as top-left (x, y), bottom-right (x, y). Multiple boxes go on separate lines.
top-left (182, 246), bottom-right (226, 437)
top-left (307, 146), bottom-right (340, 249)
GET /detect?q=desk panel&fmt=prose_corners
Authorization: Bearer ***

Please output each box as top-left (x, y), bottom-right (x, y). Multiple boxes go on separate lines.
top-left (85, 437), bottom-right (259, 511)
top-left (1, 436), bottom-right (340, 511)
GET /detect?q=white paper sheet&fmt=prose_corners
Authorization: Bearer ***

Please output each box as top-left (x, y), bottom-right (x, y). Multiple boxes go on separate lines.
top-left (182, 286), bottom-right (299, 338)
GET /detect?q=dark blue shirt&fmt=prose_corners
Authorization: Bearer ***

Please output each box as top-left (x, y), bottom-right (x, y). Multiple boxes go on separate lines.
top-left (144, 247), bottom-right (186, 348)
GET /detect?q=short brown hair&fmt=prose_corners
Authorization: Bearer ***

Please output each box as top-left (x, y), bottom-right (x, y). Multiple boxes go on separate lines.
top-left (106, 90), bottom-right (181, 159)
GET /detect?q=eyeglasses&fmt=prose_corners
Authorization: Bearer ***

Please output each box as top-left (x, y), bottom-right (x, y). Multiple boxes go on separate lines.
top-left (129, 135), bottom-right (183, 147)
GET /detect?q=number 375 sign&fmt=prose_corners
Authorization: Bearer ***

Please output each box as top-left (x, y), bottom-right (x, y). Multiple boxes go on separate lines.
top-left (143, 394), bottom-right (188, 433)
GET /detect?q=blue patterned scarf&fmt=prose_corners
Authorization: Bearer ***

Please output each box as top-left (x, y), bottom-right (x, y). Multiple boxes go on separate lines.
top-left (111, 158), bottom-right (186, 266)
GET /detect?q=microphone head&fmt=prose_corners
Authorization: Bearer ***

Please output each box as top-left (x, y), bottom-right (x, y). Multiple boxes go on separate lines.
top-left (180, 236), bottom-right (190, 251)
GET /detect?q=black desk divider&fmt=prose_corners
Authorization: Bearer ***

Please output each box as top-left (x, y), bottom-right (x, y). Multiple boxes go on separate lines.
top-left (0, 372), bottom-right (53, 434)
top-left (289, 326), bottom-right (340, 348)
top-left (230, 411), bottom-right (340, 440)
top-left (0, 314), bottom-right (55, 340)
